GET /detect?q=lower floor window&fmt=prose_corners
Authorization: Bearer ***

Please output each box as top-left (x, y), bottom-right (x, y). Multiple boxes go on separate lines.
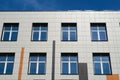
top-left (93, 53), bottom-right (112, 75)
top-left (61, 53), bottom-right (78, 74)
top-left (0, 53), bottom-right (15, 74)
top-left (28, 53), bottom-right (46, 74)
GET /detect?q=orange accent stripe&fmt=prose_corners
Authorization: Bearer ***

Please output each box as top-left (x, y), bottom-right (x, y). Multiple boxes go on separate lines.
top-left (106, 74), bottom-right (119, 80)
top-left (18, 47), bottom-right (25, 80)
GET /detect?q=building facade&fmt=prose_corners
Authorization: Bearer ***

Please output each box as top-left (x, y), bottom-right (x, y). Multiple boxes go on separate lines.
top-left (0, 11), bottom-right (120, 80)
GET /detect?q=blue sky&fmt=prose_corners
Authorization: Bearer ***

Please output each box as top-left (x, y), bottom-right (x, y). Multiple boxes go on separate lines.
top-left (0, 0), bottom-right (120, 10)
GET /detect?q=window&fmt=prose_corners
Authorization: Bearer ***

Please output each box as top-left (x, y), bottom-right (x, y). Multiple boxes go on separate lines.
top-left (1, 23), bottom-right (19, 41)
top-left (91, 23), bottom-right (108, 41)
top-left (0, 53), bottom-right (15, 74)
top-left (61, 53), bottom-right (78, 74)
top-left (28, 53), bottom-right (46, 74)
top-left (61, 23), bottom-right (77, 41)
top-left (93, 53), bottom-right (112, 75)
top-left (31, 23), bottom-right (48, 41)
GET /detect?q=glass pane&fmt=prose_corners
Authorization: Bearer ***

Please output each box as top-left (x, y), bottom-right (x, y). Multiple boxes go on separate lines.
top-left (70, 56), bottom-right (77, 61)
top-left (94, 63), bottom-right (101, 74)
top-left (33, 27), bottom-right (39, 30)
top-left (3, 32), bottom-right (10, 40)
top-left (30, 56), bottom-right (37, 61)
top-left (62, 63), bottom-right (68, 74)
top-left (11, 32), bottom-right (18, 41)
top-left (41, 32), bottom-right (47, 41)
top-left (70, 27), bottom-right (76, 30)
top-left (6, 63), bottom-right (13, 74)
top-left (30, 63), bottom-right (37, 74)
top-left (12, 27), bottom-right (18, 30)
top-left (92, 32), bottom-right (98, 40)
top-left (70, 32), bottom-right (76, 40)
top-left (8, 56), bottom-right (14, 61)
top-left (103, 63), bottom-right (111, 74)
top-left (0, 56), bottom-right (6, 61)
top-left (62, 56), bottom-right (69, 61)
top-left (62, 32), bottom-right (68, 40)
top-left (0, 63), bottom-right (5, 74)
top-left (100, 32), bottom-right (107, 40)
top-left (71, 63), bottom-right (78, 74)
top-left (41, 27), bottom-right (47, 30)
top-left (99, 27), bottom-right (105, 30)
top-left (93, 56), bottom-right (100, 61)
top-left (39, 56), bottom-right (46, 61)
top-left (33, 32), bottom-right (39, 40)
top-left (38, 63), bottom-right (45, 74)
top-left (4, 27), bottom-right (11, 30)
top-left (62, 27), bottom-right (68, 30)
top-left (91, 27), bottom-right (97, 30)
top-left (102, 56), bottom-right (109, 61)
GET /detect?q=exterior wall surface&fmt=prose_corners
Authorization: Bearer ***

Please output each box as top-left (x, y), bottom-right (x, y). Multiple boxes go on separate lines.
top-left (0, 11), bottom-right (120, 80)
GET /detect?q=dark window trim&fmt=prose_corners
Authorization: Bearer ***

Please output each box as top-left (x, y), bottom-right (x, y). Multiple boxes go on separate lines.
top-left (92, 53), bottom-right (112, 75)
top-left (90, 23), bottom-right (108, 41)
top-left (1, 23), bottom-right (19, 41)
top-left (0, 53), bottom-right (15, 75)
top-left (31, 23), bottom-right (48, 41)
top-left (27, 53), bottom-right (47, 75)
top-left (61, 23), bottom-right (78, 41)
top-left (61, 53), bottom-right (78, 75)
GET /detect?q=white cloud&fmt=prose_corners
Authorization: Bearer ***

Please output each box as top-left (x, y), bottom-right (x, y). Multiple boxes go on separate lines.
top-left (0, 0), bottom-right (59, 10)
top-left (21, 0), bottom-right (58, 10)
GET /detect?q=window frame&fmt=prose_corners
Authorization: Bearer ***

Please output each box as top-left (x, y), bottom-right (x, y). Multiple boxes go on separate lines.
top-left (93, 53), bottom-right (112, 75)
top-left (28, 53), bottom-right (46, 75)
top-left (90, 23), bottom-right (108, 41)
top-left (0, 53), bottom-right (15, 75)
top-left (31, 23), bottom-right (48, 41)
top-left (61, 53), bottom-right (78, 75)
top-left (61, 23), bottom-right (77, 41)
top-left (1, 23), bottom-right (19, 41)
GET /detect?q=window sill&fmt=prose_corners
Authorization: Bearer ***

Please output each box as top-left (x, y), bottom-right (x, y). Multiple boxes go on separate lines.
top-left (92, 40), bottom-right (108, 42)
top-left (61, 73), bottom-right (78, 75)
top-left (28, 73), bottom-right (46, 75)
top-left (1, 40), bottom-right (17, 42)
top-left (0, 73), bottom-right (13, 75)
top-left (31, 40), bottom-right (47, 42)
top-left (94, 73), bottom-right (112, 75)
top-left (61, 40), bottom-right (77, 42)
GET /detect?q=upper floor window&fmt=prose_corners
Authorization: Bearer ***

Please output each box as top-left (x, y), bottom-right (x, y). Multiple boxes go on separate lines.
top-left (28, 53), bottom-right (46, 74)
top-left (61, 23), bottom-right (77, 41)
top-left (91, 23), bottom-right (108, 41)
top-left (93, 53), bottom-right (112, 75)
top-left (0, 53), bottom-right (15, 74)
top-left (61, 53), bottom-right (78, 74)
top-left (31, 23), bottom-right (48, 41)
top-left (1, 23), bottom-right (19, 41)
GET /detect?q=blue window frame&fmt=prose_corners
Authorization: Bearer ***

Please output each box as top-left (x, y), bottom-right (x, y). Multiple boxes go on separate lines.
top-left (91, 23), bottom-right (107, 41)
top-left (0, 53), bottom-right (15, 74)
top-left (2, 23), bottom-right (19, 41)
top-left (62, 23), bottom-right (77, 41)
top-left (93, 53), bottom-right (112, 75)
top-left (61, 53), bottom-right (78, 74)
top-left (28, 53), bottom-right (46, 74)
top-left (32, 23), bottom-right (48, 41)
